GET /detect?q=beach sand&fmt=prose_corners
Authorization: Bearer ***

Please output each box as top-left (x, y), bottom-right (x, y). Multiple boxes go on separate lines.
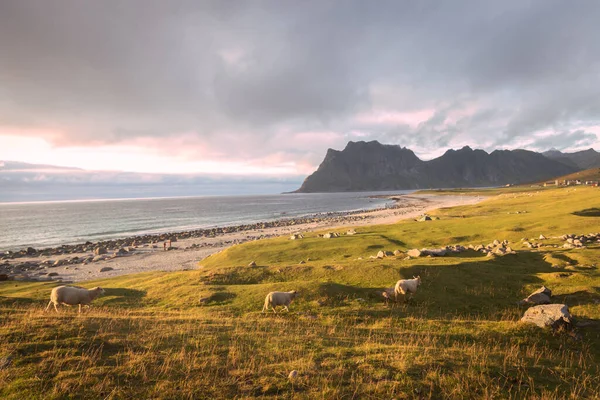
top-left (6, 194), bottom-right (484, 282)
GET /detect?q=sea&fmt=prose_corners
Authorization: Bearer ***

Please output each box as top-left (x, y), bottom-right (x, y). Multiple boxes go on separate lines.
top-left (0, 191), bottom-right (413, 251)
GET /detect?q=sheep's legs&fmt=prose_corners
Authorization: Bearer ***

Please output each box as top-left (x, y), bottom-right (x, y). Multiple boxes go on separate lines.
top-left (284, 305), bottom-right (290, 312)
top-left (45, 300), bottom-right (53, 312)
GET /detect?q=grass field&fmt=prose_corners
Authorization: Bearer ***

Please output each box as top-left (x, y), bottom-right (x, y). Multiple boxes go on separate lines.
top-left (1, 186), bottom-right (599, 399)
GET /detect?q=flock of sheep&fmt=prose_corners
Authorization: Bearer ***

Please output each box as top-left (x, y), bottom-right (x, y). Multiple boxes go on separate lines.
top-left (44, 276), bottom-right (422, 314)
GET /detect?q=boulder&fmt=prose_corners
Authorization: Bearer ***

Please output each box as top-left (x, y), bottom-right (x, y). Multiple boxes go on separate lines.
top-left (519, 286), bottom-right (552, 305)
top-left (539, 234), bottom-right (546, 240)
top-left (47, 272), bottom-right (59, 277)
top-left (94, 247), bottom-right (107, 255)
top-left (346, 229), bottom-right (357, 235)
top-left (26, 247), bottom-right (37, 255)
top-left (393, 249), bottom-right (403, 256)
top-left (290, 233), bottom-right (304, 240)
top-left (418, 215), bottom-right (432, 222)
top-left (423, 248), bottom-right (447, 257)
top-left (407, 249), bottom-right (422, 258)
top-left (376, 251), bottom-right (385, 259)
top-left (248, 261), bottom-right (257, 267)
top-left (99, 266), bottom-right (114, 272)
top-left (92, 255), bottom-right (105, 262)
top-left (521, 304), bottom-right (571, 329)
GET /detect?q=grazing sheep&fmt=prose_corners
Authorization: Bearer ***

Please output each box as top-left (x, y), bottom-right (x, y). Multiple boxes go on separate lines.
top-left (381, 287), bottom-right (395, 305)
top-left (394, 276), bottom-right (421, 303)
top-left (262, 290), bottom-right (298, 313)
top-left (45, 286), bottom-right (105, 313)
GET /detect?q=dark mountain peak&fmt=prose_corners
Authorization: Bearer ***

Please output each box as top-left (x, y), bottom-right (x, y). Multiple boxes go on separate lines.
top-left (296, 141), bottom-right (579, 192)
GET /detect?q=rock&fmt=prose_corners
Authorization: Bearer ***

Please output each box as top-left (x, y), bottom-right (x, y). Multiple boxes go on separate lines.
top-left (47, 272), bottom-right (59, 277)
top-left (423, 248), bottom-right (447, 257)
top-left (26, 247), bottom-right (37, 255)
top-left (407, 249), bottom-right (422, 258)
top-left (322, 232), bottom-right (339, 239)
top-left (521, 304), bottom-right (571, 329)
top-left (418, 215), bottom-right (432, 222)
top-left (346, 229), bottom-right (357, 235)
top-left (52, 259), bottom-right (63, 267)
top-left (492, 239), bottom-right (501, 246)
top-left (0, 355), bottom-right (12, 370)
top-left (94, 247), bottom-right (107, 255)
top-left (519, 286), bottom-right (552, 305)
top-left (290, 233), bottom-right (304, 240)
top-left (288, 370), bottom-right (298, 379)
top-left (92, 255), bottom-right (105, 262)
top-left (248, 261), bottom-right (257, 267)
top-left (376, 251), bottom-right (385, 259)
top-left (99, 267), bottom-right (114, 272)
top-left (393, 249), bottom-right (403, 256)
top-left (539, 234), bottom-right (546, 240)
top-left (0, 274), bottom-right (9, 281)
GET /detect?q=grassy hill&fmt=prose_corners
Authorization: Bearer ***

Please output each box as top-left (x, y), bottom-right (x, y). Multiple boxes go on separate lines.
top-left (1, 186), bottom-right (599, 398)
top-left (549, 167), bottom-right (600, 183)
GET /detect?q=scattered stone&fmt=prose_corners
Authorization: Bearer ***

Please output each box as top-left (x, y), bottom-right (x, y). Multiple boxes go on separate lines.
top-left (92, 255), bottom-right (105, 262)
top-left (322, 232), bottom-right (339, 239)
top-left (539, 234), bottom-right (546, 240)
top-left (47, 272), bottom-right (59, 277)
top-left (346, 229), bottom-right (357, 235)
top-left (376, 251), bottom-right (385, 259)
top-left (248, 261), bottom-right (257, 267)
top-left (521, 304), bottom-right (571, 329)
top-left (422, 248), bottom-right (447, 257)
top-left (0, 274), bottom-right (9, 281)
top-left (418, 215), bottom-right (432, 222)
top-left (407, 249), bottom-right (422, 258)
top-left (290, 233), bottom-right (304, 240)
top-left (393, 249), bottom-right (403, 256)
top-left (99, 267), bottom-right (114, 272)
top-left (288, 370), bottom-right (298, 380)
top-left (519, 286), bottom-right (552, 306)
top-left (94, 247), bottom-right (107, 255)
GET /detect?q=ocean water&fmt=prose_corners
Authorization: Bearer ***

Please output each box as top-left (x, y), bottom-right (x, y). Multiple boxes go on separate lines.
top-left (0, 191), bottom-right (412, 251)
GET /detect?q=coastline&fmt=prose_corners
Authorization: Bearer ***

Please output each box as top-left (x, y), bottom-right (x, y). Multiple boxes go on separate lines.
top-left (0, 194), bottom-right (484, 283)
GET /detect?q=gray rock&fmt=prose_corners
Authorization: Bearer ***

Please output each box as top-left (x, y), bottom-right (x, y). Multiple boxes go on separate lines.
top-left (47, 272), bottom-right (59, 277)
top-left (99, 267), bottom-right (114, 272)
top-left (248, 261), bottom-right (257, 267)
top-left (346, 229), bottom-right (357, 235)
top-left (393, 249), bottom-right (403, 256)
top-left (94, 247), bottom-right (107, 255)
top-left (422, 248), bottom-right (447, 257)
top-left (418, 215), bottom-right (432, 222)
top-left (407, 249), bottom-right (422, 258)
top-left (519, 286), bottom-right (552, 305)
top-left (376, 250), bottom-right (385, 259)
top-left (521, 304), bottom-right (571, 329)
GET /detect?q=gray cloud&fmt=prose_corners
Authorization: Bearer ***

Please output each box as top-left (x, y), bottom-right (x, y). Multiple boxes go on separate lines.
top-left (1, 0), bottom-right (599, 166)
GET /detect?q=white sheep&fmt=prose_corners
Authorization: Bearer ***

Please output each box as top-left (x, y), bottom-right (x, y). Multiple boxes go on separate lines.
top-left (394, 276), bottom-right (421, 303)
top-left (45, 286), bottom-right (105, 313)
top-left (262, 290), bottom-right (298, 313)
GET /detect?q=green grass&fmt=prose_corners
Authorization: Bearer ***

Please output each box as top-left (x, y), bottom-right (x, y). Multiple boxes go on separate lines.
top-left (1, 186), bottom-right (599, 399)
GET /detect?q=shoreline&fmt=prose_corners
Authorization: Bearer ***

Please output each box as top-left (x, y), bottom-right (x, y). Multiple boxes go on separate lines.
top-left (0, 194), bottom-right (484, 283)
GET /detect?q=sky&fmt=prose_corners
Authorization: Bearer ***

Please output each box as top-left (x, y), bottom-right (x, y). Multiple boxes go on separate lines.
top-left (1, 0), bottom-right (600, 180)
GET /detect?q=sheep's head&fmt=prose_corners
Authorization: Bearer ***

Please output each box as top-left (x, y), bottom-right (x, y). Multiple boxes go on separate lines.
top-left (413, 276), bottom-right (422, 285)
top-left (291, 290), bottom-right (299, 298)
top-left (93, 287), bottom-right (106, 295)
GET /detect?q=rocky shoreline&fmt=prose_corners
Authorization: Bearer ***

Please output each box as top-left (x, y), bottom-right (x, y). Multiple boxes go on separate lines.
top-left (0, 197), bottom-right (416, 282)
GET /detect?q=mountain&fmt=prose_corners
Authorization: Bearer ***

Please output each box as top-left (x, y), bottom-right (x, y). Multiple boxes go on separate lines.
top-left (542, 148), bottom-right (600, 170)
top-left (295, 141), bottom-right (579, 192)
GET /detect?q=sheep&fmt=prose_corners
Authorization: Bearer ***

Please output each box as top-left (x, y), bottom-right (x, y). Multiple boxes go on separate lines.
top-left (381, 287), bottom-right (395, 305)
top-left (394, 276), bottom-right (421, 303)
top-left (262, 290), bottom-right (298, 313)
top-left (45, 286), bottom-right (105, 313)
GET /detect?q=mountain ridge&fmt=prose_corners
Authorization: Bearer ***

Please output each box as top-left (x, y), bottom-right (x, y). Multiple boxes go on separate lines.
top-left (296, 141), bottom-right (586, 192)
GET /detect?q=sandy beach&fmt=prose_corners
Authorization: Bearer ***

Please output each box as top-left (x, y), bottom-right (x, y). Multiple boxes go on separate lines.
top-left (1, 194), bottom-right (484, 283)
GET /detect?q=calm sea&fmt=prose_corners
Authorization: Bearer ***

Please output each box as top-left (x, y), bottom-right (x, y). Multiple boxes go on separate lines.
top-left (0, 191), bottom-right (412, 251)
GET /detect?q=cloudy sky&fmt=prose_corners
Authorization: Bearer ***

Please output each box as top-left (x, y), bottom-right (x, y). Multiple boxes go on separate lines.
top-left (1, 0), bottom-right (600, 178)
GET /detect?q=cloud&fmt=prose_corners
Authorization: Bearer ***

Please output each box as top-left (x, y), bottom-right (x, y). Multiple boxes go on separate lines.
top-left (0, 0), bottom-right (599, 171)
